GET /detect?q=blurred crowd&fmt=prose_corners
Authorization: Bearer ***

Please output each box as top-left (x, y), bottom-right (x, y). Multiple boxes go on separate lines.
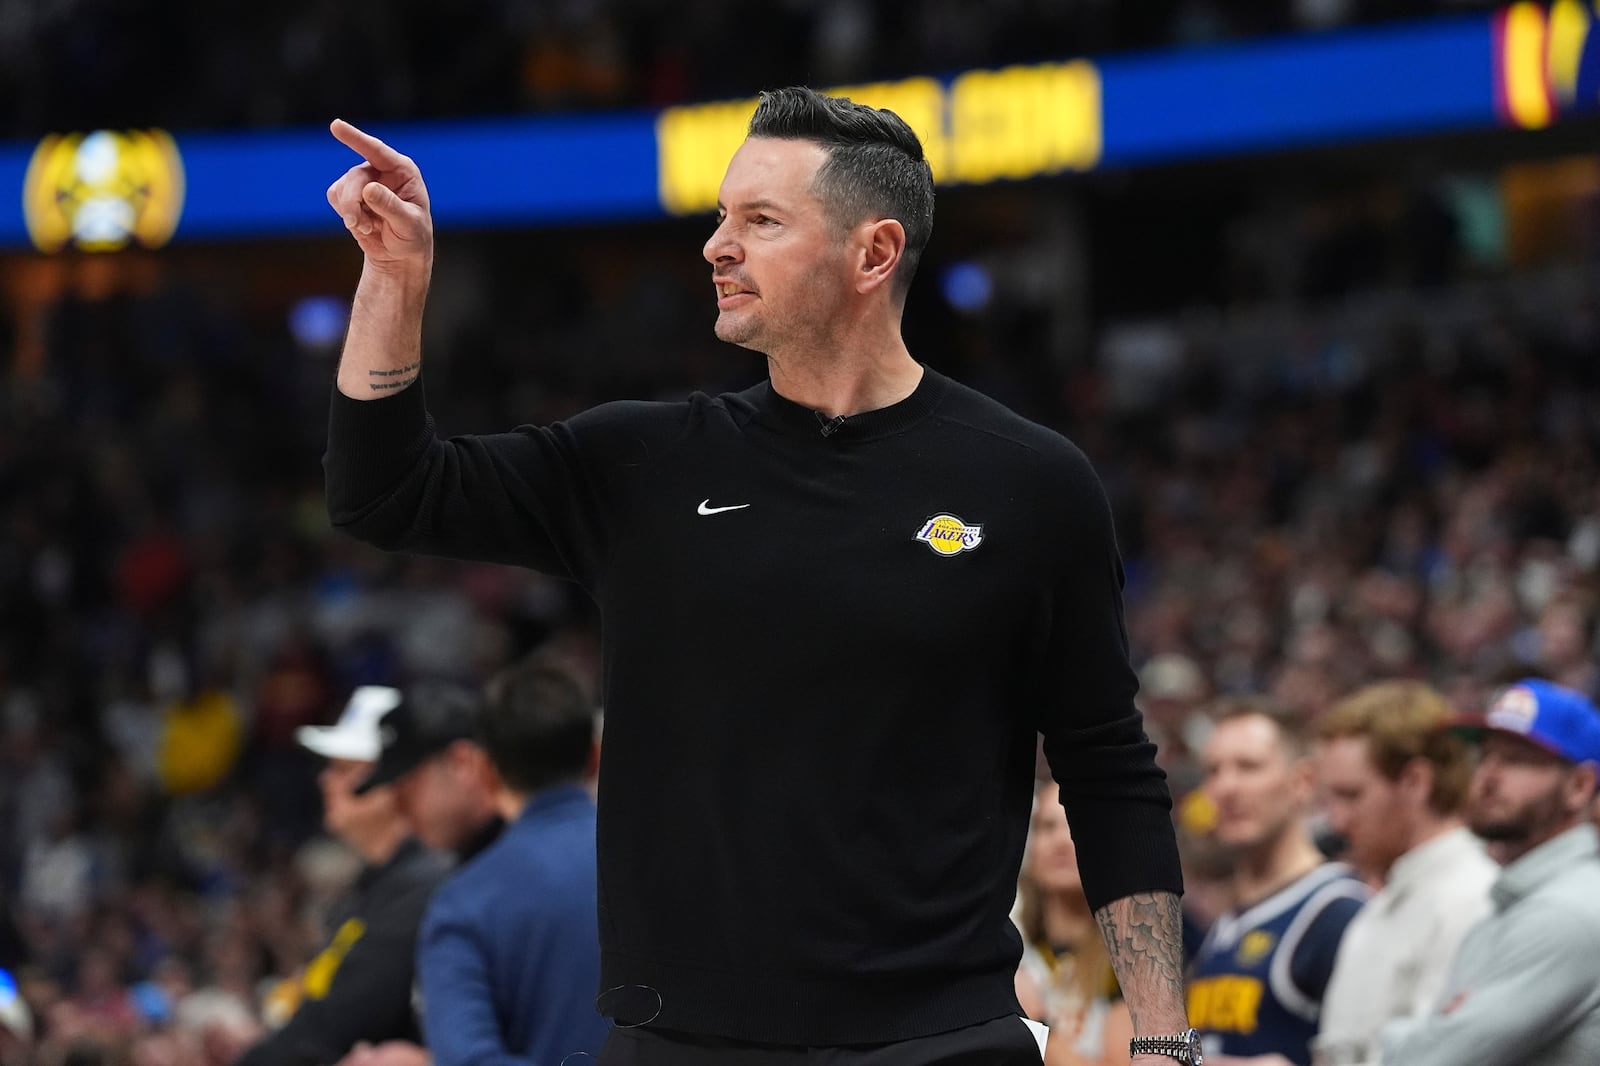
top-left (1, 0), bottom-right (1505, 139)
top-left (1, 38), bottom-right (1599, 1053)
top-left (3, 202), bottom-right (1599, 1061)
top-left (1093, 262), bottom-right (1600, 795)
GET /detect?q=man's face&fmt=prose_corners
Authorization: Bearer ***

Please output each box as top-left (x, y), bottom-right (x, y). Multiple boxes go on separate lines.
top-left (394, 743), bottom-right (485, 852)
top-left (318, 758), bottom-right (398, 845)
top-left (1202, 715), bottom-right (1308, 852)
top-left (1468, 733), bottom-right (1588, 852)
top-left (1316, 736), bottom-right (1409, 877)
top-left (703, 137), bottom-right (852, 353)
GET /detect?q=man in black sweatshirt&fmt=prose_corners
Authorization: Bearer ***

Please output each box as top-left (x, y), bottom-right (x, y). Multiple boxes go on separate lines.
top-left (237, 687), bottom-right (451, 1066)
top-left (322, 88), bottom-right (1196, 1066)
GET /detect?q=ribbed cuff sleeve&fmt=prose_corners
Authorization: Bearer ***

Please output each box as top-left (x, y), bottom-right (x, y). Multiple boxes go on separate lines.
top-left (324, 378), bottom-right (434, 525)
top-left (1071, 791), bottom-right (1185, 911)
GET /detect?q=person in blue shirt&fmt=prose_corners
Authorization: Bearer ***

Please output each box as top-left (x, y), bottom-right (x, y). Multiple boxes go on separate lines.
top-left (420, 656), bottom-right (607, 1066)
top-left (340, 658), bottom-right (607, 1066)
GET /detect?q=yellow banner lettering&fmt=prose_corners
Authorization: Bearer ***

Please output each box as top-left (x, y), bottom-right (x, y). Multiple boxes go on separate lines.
top-left (949, 62), bottom-right (1100, 184)
top-left (1548, 0), bottom-right (1592, 102)
top-left (827, 77), bottom-right (949, 179)
top-left (655, 64), bottom-right (1102, 214)
top-left (656, 98), bottom-right (758, 216)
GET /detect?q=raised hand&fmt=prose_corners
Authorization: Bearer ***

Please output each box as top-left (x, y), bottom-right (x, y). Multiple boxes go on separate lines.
top-left (326, 119), bottom-right (433, 274)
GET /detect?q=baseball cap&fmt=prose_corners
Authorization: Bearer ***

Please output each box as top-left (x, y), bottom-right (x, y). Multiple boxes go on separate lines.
top-left (354, 681), bottom-right (481, 795)
top-left (1456, 678), bottom-right (1600, 766)
top-left (295, 686), bottom-right (401, 761)
top-left (0, 968), bottom-right (31, 1041)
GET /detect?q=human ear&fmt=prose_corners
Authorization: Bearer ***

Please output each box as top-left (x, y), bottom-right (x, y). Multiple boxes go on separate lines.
top-left (1399, 756), bottom-right (1434, 806)
top-left (1565, 762), bottom-right (1599, 815)
top-left (1290, 755), bottom-right (1318, 805)
top-left (855, 218), bottom-right (906, 295)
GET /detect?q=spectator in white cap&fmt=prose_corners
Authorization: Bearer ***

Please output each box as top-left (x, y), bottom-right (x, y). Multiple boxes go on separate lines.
top-left (235, 687), bottom-right (452, 1066)
top-left (1381, 678), bottom-right (1600, 1066)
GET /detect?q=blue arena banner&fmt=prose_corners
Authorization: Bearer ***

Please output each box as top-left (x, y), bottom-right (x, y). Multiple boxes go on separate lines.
top-left (1099, 16), bottom-right (1495, 165)
top-left (0, 7), bottom-right (1578, 252)
top-left (180, 114), bottom-right (662, 238)
top-left (0, 150), bottom-right (30, 246)
top-left (2, 114), bottom-right (662, 252)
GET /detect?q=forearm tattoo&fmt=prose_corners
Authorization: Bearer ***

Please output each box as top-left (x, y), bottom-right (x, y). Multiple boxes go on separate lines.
top-left (369, 361), bottom-right (420, 391)
top-left (1093, 891), bottom-right (1188, 1033)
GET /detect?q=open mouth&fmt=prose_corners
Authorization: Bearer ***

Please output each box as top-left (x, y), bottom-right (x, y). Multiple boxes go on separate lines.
top-left (716, 282), bottom-right (755, 308)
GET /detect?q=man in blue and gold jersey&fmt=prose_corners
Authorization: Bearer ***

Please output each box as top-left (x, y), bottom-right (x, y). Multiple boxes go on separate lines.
top-left (1187, 700), bottom-right (1367, 1066)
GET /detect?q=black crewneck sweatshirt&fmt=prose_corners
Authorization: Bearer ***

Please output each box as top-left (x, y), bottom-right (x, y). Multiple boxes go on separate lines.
top-left (325, 366), bottom-right (1180, 1046)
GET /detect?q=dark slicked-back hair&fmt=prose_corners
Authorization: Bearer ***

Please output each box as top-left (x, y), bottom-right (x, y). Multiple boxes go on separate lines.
top-left (747, 86), bottom-right (935, 300)
top-left (479, 655), bottom-right (596, 795)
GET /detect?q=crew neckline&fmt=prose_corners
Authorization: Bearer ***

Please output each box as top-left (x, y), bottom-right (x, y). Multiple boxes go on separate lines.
top-left (755, 365), bottom-right (947, 442)
top-left (1386, 825), bottom-right (1484, 889)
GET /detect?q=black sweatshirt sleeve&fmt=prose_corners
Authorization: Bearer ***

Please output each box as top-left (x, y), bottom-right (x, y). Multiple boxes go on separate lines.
top-left (1037, 448), bottom-right (1183, 912)
top-left (324, 378), bottom-right (681, 590)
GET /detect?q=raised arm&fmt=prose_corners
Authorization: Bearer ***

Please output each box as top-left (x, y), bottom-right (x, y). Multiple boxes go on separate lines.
top-left (320, 120), bottom-right (632, 583)
top-left (325, 119), bottom-right (433, 399)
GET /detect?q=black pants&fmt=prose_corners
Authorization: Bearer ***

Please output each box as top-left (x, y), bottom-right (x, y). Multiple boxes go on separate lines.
top-left (592, 1016), bottom-right (1046, 1066)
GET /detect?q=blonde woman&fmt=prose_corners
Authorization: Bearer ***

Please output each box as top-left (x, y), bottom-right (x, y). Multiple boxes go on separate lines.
top-left (1016, 781), bottom-right (1132, 1066)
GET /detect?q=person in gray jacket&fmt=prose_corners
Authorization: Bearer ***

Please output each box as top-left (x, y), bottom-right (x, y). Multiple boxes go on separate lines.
top-left (1381, 678), bottom-right (1600, 1066)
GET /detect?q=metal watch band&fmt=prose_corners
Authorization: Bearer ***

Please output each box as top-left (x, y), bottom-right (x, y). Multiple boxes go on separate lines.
top-left (1129, 1029), bottom-right (1202, 1064)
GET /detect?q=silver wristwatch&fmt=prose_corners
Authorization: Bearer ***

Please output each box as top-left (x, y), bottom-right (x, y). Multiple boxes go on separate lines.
top-left (1129, 1028), bottom-right (1203, 1064)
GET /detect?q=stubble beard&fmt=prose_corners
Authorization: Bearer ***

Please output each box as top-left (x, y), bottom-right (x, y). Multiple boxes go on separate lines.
top-left (1469, 787), bottom-right (1565, 845)
top-left (714, 289), bottom-right (839, 361)
top-left (714, 311), bottom-right (761, 350)
top-left (1469, 812), bottom-right (1533, 845)
top-left (1216, 815), bottom-right (1284, 857)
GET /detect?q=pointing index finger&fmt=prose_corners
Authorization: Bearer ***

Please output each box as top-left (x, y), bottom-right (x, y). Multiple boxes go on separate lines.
top-left (329, 119), bottom-right (407, 171)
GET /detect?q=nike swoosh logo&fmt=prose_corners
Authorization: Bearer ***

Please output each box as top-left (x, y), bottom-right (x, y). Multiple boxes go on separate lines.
top-left (697, 500), bottom-right (750, 515)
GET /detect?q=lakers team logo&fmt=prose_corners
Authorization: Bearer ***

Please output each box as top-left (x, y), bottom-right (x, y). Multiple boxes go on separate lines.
top-left (23, 129), bottom-right (186, 253)
top-left (914, 513), bottom-right (984, 556)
